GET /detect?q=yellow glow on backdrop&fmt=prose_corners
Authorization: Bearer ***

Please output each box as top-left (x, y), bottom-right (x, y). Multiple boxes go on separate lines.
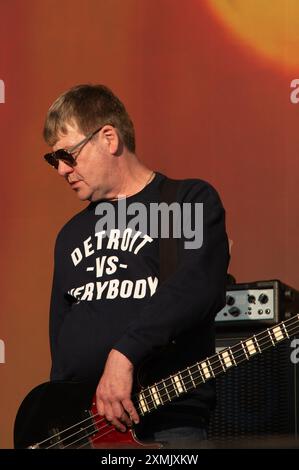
top-left (2, 0), bottom-right (299, 450)
top-left (208, 0), bottom-right (299, 69)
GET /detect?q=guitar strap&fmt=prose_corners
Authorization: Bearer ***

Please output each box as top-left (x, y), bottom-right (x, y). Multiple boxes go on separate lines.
top-left (158, 177), bottom-right (181, 284)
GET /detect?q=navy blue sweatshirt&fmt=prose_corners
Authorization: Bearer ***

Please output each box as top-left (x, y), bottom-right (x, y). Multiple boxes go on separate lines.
top-left (49, 173), bottom-right (229, 434)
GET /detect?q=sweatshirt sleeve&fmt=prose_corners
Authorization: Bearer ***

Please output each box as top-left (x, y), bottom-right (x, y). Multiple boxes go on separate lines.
top-left (49, 235), bottom-right (72, 380)
top-left (114, 180), bottom-right (230, 366)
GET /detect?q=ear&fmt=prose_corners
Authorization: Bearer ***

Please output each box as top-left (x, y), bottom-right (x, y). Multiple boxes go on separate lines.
top-left (102, 125), bottom-right (120, 155)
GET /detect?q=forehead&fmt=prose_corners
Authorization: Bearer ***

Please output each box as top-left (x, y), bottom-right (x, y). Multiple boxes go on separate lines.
top-left (53, 122), bottom-right (86, 150)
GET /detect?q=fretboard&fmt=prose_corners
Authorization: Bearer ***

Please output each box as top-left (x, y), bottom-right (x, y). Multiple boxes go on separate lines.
top-left (135, 313), bottom-right (299, 416)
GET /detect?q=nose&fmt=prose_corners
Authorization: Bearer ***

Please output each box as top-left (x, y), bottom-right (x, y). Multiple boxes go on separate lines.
top-left (57, 160), bottom-right (74, 177)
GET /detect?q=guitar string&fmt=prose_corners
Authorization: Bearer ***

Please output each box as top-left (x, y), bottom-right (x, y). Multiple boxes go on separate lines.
top-left (37, 317), bottom-right (299, 448)
top-left (48, 321), bottom-right (299, 448)
top-left (43, 317), bottom-right (299, 448)
top-left (41, 317), bottom-right (299, 448)
top-left (67, 423), bottom-right (118, 449)
top-left (47, 418), bottom-right (112, 449)
top-left (64, 318), bottom-right (299, 449)
top-left (45, 416), bottom-right (109, 449)
top-left (33, 409), bottom-right (106, 448)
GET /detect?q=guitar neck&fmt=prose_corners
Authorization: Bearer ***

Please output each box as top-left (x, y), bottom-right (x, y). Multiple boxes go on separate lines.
top-left (135, 314), bottom-right (299, 417)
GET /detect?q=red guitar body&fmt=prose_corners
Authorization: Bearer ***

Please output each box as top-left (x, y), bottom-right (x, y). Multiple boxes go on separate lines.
top-left (89, 400), bottom-right (161, 449)
top-left (14, 381), bottom-right (161, 449)
top-left (15, 314), bottom-right (299, 449)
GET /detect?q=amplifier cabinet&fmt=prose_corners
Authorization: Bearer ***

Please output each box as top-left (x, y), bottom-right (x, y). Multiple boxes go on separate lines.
top-left (208, 332), bottom-right (299, 440)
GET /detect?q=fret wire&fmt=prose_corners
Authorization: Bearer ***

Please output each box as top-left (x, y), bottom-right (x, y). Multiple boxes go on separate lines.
top-left (197, 362), bottom-right (205, 382)
top-left (282, 322), bottom-right (289, 338)
top-left (173, 374), bottom-right (185, 394)
top-left (228, 346), bottom-right (238, 365)
top-left (206, 318), bottom-right (299, 377)
top-left (139, 390), bottom-right (148, 411)
top-left (244, 338), bottom-right (258, 357)
top-left (272, 325), bottom-right (285, 342)
top-left (217, 353), bottom-right (226, 372)
top-left (137, 391), bottom-right (149, 415)
top-left (192, 374), bottom-right (203, 387)
top-left (179, 373), bottom-right (187, 392)
top-left (182, 371), bottom-right (191, 390)
top-left (154, 384), bottom-right (164, 405)
top-left (143, 387), bottom-right (154, 407)
top-left (206, 358), bottom-right (215, 377)
top-left (184, 365), bottom-right (203, 386)
top-left (164, 377), bottom-right (177, 400)
top-left (200, 361), bottom-right (211, 380)
top-left (230, 346), bottom-right (237, 365)
top-left (189, 363), bottom-right (199, 380)
top-left (135, 316), bottom-right (299, 415)
top-left (219, 348), bottom-right (235, 370)
top-left (148, 387), bottom-right (157, 408)
top-left (170, 376), bottom-right (180, 397)
top-left (267, 328), bottom-right (275, 346)
top-left (187, 367), bottom-right (197, 387)
top-left (159, 380), bottom-right (171, 403)
top-left (143, 325), bottom-right (299, 415)
top-left (137, 395), bottom-right (144, 415)
top-left (240, 341), bottom-right (249, 360)
top-left (137, 404), bottom-right (144, 416)
top-left (253, 335), bottom-right (262, 353)
top-left (178, 369), bottom-right (192, 392)
top-left (257, 334), bottom-right (273, 351)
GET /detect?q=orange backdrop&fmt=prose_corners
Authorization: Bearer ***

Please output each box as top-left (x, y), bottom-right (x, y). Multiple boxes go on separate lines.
top-left (1, 0), bottom-right (299, 448)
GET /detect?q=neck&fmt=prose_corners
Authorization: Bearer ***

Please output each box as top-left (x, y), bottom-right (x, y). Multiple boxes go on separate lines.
top-left (100, 156), bottom-right (155, 201)
top-left (108, 170), bottom-right (155, 200)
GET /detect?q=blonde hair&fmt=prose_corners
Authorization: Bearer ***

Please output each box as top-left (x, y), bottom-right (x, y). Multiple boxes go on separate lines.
top-left (43, 84), bottom-right (135, 152)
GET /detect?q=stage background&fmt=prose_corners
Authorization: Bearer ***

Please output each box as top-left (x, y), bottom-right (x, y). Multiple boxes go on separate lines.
top-left (1, 0), bottom-right (299, 448)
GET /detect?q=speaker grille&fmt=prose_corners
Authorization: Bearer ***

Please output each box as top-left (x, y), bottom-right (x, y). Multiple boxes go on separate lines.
top-left (208, 338), bottom-right (298, 440)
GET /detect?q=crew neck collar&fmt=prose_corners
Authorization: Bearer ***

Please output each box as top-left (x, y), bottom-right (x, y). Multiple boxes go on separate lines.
top-left (88, 172), bottom-right (165, 208)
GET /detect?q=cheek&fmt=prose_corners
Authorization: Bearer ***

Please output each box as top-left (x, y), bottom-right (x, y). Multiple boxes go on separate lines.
top-left (87, 164), bottom-right (103, 185)
top-left (74, 165), bottom-right (93, 183)
top-left (78, 156), bottom-right (104, 186)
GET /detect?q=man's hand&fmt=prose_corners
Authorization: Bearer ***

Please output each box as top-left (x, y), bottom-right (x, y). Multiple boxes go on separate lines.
top-left (96, 349), bottom-right (140, 432)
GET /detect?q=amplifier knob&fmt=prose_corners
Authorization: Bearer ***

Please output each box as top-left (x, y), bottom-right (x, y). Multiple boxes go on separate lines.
top-left (258, 294), bottom-right (269, 304)
top-left (226, 295), bottom-right (235, 306)
top-left (247, 295), bottom-right (256, 304)
top-left (228, 306), bottom-right (241, 317)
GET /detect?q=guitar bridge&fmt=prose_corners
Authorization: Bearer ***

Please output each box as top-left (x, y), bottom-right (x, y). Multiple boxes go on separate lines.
top-left (86, 409), bottom-right (98, 436)
top-left (48, 427), bottom-right (65, 448)
top-left (46, 410), bottom-right (97, 449)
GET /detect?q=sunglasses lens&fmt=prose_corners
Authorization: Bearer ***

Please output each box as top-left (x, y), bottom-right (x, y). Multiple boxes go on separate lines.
top-left (44, 153), bottom-right (59, 169)
top-left (44, 150), bottom-right (75, 169)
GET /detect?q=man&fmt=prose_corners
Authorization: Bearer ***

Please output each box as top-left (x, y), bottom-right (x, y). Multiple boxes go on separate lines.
top-left (43, 84), bottom-right (229, 447)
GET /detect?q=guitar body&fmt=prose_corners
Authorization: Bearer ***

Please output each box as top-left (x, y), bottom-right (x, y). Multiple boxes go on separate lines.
top-left (14, 381), bottom-right (161, 449)
top-left (14, 314), bottom-right (299, 449)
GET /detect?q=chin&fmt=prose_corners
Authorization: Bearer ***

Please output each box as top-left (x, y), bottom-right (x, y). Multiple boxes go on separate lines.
top-left (74, 189), bottom-right (92, 201)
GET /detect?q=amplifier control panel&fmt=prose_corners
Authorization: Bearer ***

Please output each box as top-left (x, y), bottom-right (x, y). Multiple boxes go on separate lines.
top-left (214, 280), bottom-right (299, 327)
top-left (215, 288), bottom-right (275, 322)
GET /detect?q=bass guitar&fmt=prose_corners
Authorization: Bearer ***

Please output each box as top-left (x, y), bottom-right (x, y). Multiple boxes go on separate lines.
top-left (14, 313), bottom-right (299, 449)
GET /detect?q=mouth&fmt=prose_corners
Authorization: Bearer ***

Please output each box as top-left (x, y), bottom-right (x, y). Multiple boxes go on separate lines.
top-left (69, 180), bottom-right (82, 188)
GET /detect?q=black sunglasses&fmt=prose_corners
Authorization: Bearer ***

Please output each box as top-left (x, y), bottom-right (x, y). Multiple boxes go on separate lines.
top-left (44, 127), bottom-right (103, 169)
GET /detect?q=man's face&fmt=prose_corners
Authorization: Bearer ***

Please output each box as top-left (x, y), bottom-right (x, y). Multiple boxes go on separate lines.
top-left (53, 122), bottom-right (112, 202)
